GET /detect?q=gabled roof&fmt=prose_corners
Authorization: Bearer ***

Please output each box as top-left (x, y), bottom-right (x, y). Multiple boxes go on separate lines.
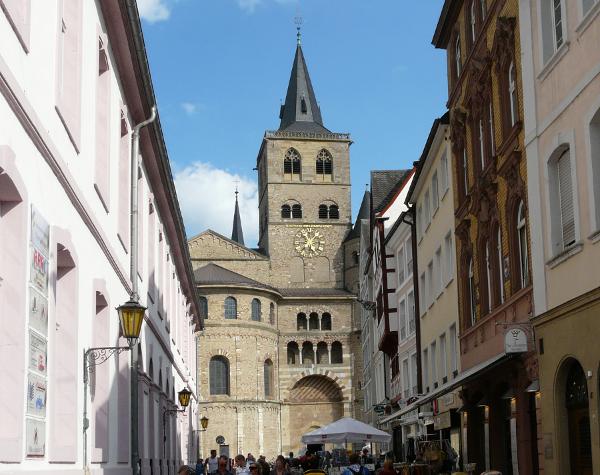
top-left (344, 190), bottom-right (371, 242)
top-left (231, 193), bottom-right (244, 246)
top-left (405, 111), bottom-right (450, 204)
top-left (194, 263), bottom-right (277, 292)
top-left (370, 169), bottom-right (412, 214)
top-left (188, 229), bottom-right (268, 260)
top-left (278, 45), bottom-right (330, 134)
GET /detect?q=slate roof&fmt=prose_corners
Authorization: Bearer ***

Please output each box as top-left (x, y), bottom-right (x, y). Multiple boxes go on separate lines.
top-left (194, 263), bottom-right (278, 292)
top-left (370, 169), bottom-right (412, 213)
top-left (231, 193), bottom-right (245, 246)
top-left (344, 190), bottom-right (371, 242)
top-left (279, 288), bottom-right (354, 298)
top-left (278, 45), bottom-right (330, 134)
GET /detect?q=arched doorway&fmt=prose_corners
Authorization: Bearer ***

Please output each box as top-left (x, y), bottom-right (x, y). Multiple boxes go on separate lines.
top-left (565, 361), bottom-right (592, 475)
top-left (287, 375), bottom-right (344, 454)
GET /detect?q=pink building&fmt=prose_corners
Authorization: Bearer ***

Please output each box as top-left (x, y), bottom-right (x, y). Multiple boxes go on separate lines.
top-left (0, 1), bottom-right (201, 473)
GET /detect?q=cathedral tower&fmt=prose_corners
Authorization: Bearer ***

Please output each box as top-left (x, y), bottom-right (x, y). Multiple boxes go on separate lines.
top-left (256, 41), bottom-right (353, 288)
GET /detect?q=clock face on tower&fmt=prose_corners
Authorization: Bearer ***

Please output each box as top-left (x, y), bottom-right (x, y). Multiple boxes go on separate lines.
top-left (294, 227), bottom-right (325, 258)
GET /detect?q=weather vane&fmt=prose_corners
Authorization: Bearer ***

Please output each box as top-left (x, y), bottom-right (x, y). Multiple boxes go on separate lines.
top-left (234, 179), bottom-right (240, 198)
top-left (295, 12), bottom-right (303, 46)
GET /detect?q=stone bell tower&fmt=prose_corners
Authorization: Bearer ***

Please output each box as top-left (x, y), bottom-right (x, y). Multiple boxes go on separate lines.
top-left (256, 35), bottom-right (353, 289)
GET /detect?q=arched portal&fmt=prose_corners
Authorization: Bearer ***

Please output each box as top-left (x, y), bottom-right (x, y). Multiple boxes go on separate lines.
top-left (286, 375), bottom-right (344, 456)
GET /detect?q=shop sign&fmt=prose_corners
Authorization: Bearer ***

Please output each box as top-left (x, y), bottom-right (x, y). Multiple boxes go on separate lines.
top-left (29, 287), bottom-right (48, 337)
top-left (433, 411), bottom-right (452, 431)
top-left (25, 418), bottom-right (45, 456)
top-left (504, 328), bottom-right (528, 353)
top-left (29, 332), bottom-right (47, 375)
top-left (29, 246), bottom-right (49, 295)
top-left (27, 373), bottom-right (47, 417)
top-left (30, 207), bottom-right (49, 255)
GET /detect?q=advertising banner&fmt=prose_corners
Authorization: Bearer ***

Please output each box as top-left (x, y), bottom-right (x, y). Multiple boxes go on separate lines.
top-left (25, 418), bottom-right (45, 456)
top-left (27, 373), bottom-right (47, 417)
top-left (28, 287), bottom-right (48, 337)
top-left (28, 332), bottom-right (47, 376)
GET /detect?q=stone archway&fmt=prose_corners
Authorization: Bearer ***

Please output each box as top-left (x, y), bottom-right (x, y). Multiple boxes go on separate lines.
top-left (285, 375), bottom-right (344, 454)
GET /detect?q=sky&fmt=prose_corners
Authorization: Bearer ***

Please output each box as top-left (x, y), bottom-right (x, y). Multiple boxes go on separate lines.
top-left (138, 0), bottom-right (448, 247)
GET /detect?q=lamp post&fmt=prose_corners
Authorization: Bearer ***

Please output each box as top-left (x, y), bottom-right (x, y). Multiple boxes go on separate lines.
top-left (163, 388), bottom-right (193, 461)
top-left (193, 417), bottom-right (209, 462)
top-left (83, 299), bottom-right (146, 471)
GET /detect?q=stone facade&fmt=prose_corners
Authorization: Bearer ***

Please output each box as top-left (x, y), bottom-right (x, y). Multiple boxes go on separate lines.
top-left (189, 43), bottom-right (363, 459)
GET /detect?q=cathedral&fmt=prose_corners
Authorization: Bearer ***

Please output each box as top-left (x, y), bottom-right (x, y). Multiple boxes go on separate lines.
top-left (188, 36), bottom-right (367, 458)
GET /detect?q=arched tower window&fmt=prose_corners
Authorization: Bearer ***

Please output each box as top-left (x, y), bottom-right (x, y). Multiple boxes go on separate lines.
top-left (198, 296), bottom-right (208, 319)
top-left (297, 313), bottom-right (307, 330)
top-left (321, 313), bottom-right (332, 331)
top-left (251, 298), bottom-right (261, 321)
top-left (329, 205), bottom-right (339, 219)
top-left (209, 356), bottom-right (230, 395)
top-left (284, 148), bottom-right (301, 179)
top-left (264, 359), bottom-right (274, 398)
top-left (316, 149), bottom-right (333, 181)
top-left (316, 342), bottom-right (328, 364)
top-left (287, 342), bottom-right (299, 365)
top-left (224, 297), bottom-right (237, 319)
top-left (331, 341), bottom-right (343, 364)
top-left (309, 312), bottom-right (319, 330)
top-left (281, 204), bottom-right (291, 219)
top-left (292, 204), bottom-right (302, 219)
top-left (318, 204), bottom-right (328, 219)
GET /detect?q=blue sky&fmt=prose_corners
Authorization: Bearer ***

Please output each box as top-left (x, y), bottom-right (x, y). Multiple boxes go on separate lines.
top-left (138, 0), bottom-right (448, 247)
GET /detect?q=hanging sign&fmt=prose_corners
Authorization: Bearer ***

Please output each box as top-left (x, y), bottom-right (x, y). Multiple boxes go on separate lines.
top-left (504, 328), bottom-right (528, 353)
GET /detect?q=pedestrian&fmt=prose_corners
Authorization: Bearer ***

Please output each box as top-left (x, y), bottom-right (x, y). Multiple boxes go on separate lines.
top-left (249, 461), bottom-right (261, 475)
top-left (234, 454), bottom-right (250, 475)
top-left (177, 465), bottom-right (194, 475)
top-left (215, 455), bottom-right (233, 475)
top-left (342, 453), bottom-right (369, 475)
top-left (206, 449), bottom-right (220, 474)
top-left (196, 457), bottom-right (205, 475)
top-left (258, 455), bottom-right (271, 475)
top-left (377, 460), bottom-right (395, 475)
top-left (270, 455), bottom-right (289, 475)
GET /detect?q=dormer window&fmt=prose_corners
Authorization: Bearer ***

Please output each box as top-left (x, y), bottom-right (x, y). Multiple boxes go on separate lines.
top-left (301, 96), bottom-right (307, 114)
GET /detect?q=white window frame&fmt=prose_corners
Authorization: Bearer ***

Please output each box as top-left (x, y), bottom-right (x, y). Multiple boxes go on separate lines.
top-left (423, 347), bottom-right (429, 391)
top-left (399, 297), bottom-right (407, 341)
top-left (408, 290), bottom-right (415, 334)
top-left (585, 98), bottom-right (600, 234)
top-left (551, 0), bottom-right (564, 51)
top-left (424, 189), bottom-right (431, 229)
top-left (440, 150), bottom-right (449, 196)
top-left (444, 232), bottom-right (454, 285)
top-left (430, 341), bottom-right (437, 387)
top-left (432, 171), bottom-right (439, 213)
top-left (435, 246), bottom-right (443, 298)
top-left (497, 226), bottom-right (505, 304)
top-left (449, 323), bottom-right (458, 374)
top-left (468, 259), bottom-right (476, 325)
top-left (405, 238), bottom-right (413, 277)
top-left (517, 201), bottom-right (529, 288)
top-left (397, 246), bottom-right (405, 286)
top-left (440, 332), bottom-right (448, 380)
top-left (419, 273), bottom-right (426, 317)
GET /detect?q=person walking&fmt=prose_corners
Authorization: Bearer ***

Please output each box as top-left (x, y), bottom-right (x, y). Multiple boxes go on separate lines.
top-left (216, 455), bottom-right (234, 475)
top-left (270, 455), bottom-right (289, 475)
top-left (196, 458), bottom-right (205, 475)
top-left (234, 454), bottom-right (251, 475)
top-left (206, 449), bottom-right (220, 475)
top-left (342, 453), bottom-right (369, 475)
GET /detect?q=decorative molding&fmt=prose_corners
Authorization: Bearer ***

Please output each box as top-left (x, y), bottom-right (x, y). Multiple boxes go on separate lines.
top-left (265, 130), bottom-right (351, 141)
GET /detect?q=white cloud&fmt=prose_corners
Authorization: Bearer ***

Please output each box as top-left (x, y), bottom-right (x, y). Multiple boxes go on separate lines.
top-left (137, 0), bottom-right (171, 23)
top-left (181, 102), bottom-right (197, 115)
top-left (236, 0), bottom-right (262, 13)
top-left (174, 162), bottom-right (259, 247)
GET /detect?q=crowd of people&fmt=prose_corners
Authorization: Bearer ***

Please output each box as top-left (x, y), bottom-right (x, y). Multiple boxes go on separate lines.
top-left (177, 448), bottom-right (392, 475)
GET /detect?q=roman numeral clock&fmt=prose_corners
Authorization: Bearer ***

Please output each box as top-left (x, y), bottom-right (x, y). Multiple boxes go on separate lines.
top-left (294, 227), bottom-right (325, 258)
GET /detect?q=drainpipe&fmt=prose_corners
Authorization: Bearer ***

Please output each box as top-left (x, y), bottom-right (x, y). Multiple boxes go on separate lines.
top-left (402, 207), bottom-right (422, 395)
top-left (130, 106), bottom-right (156, 475)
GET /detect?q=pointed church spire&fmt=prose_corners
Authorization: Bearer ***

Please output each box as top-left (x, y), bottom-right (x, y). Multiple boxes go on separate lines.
top-left (344, 189), bottom-right (371, 242)
top-left (231, 188), bottom-right (245, 246)
top-left (278, 32), bottom-right (329, 134)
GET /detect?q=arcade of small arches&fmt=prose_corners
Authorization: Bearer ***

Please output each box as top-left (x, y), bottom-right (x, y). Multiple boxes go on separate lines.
top-left (286, 340), bottom-right (344, 366)
top-left (297, 312), bottom-right (332, 331)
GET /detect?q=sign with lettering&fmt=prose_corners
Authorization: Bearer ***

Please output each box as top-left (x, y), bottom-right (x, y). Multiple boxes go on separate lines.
top-left (29, 246), bottom-right (49, 296)
top-left (504, 328), bottom-right (528, 353)
top-left (29, 332), bottom-right (47, 375)
top-left (434, 411), bottom-right (452, 431)
top-left (27, 373), bottom-right (47, 417)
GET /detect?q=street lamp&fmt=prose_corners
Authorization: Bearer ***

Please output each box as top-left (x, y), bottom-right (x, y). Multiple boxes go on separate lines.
top-left (83, 299), bottom-right (146, 469)
top-left (200, 416), bottom-right (209, 431)
top-left (163, 388), bottom-right (193, 459)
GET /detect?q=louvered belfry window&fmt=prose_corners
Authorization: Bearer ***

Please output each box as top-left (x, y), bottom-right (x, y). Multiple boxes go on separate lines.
top-left (292, 204), bottom-right (302, 219)
top-left (281, 204), bottom-right (291, 219)
top-left (329, 205), bottom-right (339, 219)
top-left (557, 149), bottom-right (575, 249)
top-left (209, 356), bottom-right (229, 395)
top-left (284, 148), bottom-right (301, 178)
top-left (318, 205), bottom-right (328, 219)
top-left (316, 149), bottom-right (333, 179)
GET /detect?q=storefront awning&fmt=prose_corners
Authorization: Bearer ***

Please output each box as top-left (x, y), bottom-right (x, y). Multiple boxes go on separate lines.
top-left (381, 352), bottom-right (513, 424)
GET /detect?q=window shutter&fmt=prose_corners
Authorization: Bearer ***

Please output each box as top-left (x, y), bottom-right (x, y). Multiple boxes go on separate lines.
top-left (557, 151), bottom-right (575, 248)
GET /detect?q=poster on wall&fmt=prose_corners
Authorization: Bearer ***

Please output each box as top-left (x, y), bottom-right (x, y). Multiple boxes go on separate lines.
top-left (25, 418), bottom-right (45, 456)
top-left (28, 287), bottom-right (48, 337)
top-left (28, 331), bottom-right (47, 376)
top-left (26, 373), bottom-right (47, 417)
top-left (30, 207), bottom-right (49, 255)
top-left (29, 246), bottom-right (49, 296)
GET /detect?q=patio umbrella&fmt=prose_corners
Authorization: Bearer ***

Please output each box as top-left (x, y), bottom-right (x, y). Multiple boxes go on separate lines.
top-left (301, 417), bottom-right (391, 444)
